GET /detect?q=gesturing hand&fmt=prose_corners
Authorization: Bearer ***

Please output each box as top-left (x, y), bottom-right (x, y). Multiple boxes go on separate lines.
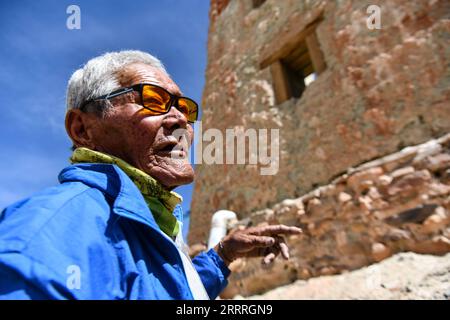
top-left (214, 225), bottom-right (302, 266)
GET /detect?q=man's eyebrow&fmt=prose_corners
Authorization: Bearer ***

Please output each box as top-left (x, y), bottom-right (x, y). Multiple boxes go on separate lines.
top-left (167, 86), bottom-right (183, 97)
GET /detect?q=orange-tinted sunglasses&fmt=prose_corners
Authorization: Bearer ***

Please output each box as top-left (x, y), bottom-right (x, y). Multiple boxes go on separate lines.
top-left (81, 83), bottom-right (199, 123)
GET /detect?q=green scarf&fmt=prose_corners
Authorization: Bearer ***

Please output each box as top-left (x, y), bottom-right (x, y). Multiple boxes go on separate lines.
top-left (70, 147), bottom-right (182, 237)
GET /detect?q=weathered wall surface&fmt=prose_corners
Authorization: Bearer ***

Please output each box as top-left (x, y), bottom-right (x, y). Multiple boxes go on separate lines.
top-left (243, 252), bottom-right (450, 300)
top-left (223, 133), bottom-right (450, 297)
top-left (189, 0), bottom-right (450, 245)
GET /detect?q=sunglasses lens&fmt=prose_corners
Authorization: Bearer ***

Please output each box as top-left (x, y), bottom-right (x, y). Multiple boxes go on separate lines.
top-left (178, 98), bottom-right (198, 123)
top-left (142, 85), bottom-right (171, 114)
top-left (142, 84), bottom-right (198, 122)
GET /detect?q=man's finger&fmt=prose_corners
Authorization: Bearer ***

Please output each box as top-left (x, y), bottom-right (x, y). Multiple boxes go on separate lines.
top-left (280, 242), bottom-right (290, 260)
top-left (245, 235), bottom-right (275, 248)
top-left (274, 235), bottom-right (290, 260)
top-left (250, 225), bottom-right (302, 236)
top-left (262, 244), bottom-right (281, 265)
top-left (280, 242), bottom-right (289, 259)
top-left (262, 252), bottom-right (277, 265)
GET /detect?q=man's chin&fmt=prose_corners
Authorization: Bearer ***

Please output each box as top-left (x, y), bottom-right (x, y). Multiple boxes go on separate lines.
top-left (161, 173), bottom-right (194, 190)
top-left (148, 164), bottom-right (194, 190)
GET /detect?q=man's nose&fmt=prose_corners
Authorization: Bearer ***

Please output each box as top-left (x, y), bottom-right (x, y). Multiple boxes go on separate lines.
top-left (162, 105), bottom-right (188, 131)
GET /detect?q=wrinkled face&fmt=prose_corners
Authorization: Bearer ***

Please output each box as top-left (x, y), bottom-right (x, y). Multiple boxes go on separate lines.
top-left (83, 63), bottom-right (194, 188)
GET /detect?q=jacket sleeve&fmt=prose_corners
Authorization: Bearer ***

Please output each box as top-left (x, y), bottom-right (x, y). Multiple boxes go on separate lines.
top-left (191, 248), bottom-right (231, 300)
top-left (0, 264), bottom-right (49, 299)
top-left (0, 252), bottom-right (76, 300)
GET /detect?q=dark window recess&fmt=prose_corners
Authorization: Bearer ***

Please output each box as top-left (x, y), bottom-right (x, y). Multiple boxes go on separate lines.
top-left (270, 32), bottom-right (325, 104)
top-left (252, 0), bottom-right (266, 9)
top-left (260, 17), bottom-right (327, 105)
top-left (280, 41), bottom-right (315, 99)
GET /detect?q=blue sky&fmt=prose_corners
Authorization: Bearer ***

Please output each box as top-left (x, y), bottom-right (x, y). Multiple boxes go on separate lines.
top-left (0, 0), bottom-right (210, 213)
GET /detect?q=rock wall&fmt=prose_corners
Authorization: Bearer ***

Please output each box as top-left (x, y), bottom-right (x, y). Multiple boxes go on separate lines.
top-left (221, 133), bottom-right (450, 298)
top-left (189, 0), bottom-right (450, 245)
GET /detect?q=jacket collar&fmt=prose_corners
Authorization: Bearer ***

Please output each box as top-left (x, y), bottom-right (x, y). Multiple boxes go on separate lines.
top-left (58, 163), bottom-right (184, 232)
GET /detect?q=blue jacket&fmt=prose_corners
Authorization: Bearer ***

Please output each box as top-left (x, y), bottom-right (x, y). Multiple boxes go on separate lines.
top-left (0, 163), bottom-right (230, 299)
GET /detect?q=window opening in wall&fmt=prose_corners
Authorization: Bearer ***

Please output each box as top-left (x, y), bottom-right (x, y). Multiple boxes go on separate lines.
top-left (252, 0), bottom-right (266, 9)
top-left (260, 18), bottom-right (326, 104)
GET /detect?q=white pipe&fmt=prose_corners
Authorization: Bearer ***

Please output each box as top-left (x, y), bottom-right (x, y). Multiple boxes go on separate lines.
top-left (207, 210), bottom-right (237, 249)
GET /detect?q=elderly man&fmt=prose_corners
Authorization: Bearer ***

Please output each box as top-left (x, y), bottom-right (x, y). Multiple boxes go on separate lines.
top-left (0, 50), bottom-right (301, 300)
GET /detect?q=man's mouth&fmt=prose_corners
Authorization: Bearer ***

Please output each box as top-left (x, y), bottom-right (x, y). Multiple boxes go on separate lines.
top-left (158, 143), bottom-right (177, 153)
top-left (156, 139), bottom-right (188, 158)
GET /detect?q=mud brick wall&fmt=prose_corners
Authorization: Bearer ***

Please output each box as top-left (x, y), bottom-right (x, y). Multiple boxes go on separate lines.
top-left (189, 0), bottom-right (450, 245)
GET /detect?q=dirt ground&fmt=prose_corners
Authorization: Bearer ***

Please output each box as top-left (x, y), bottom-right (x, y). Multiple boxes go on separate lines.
top-left (235, 252), bottom-right (450, 300)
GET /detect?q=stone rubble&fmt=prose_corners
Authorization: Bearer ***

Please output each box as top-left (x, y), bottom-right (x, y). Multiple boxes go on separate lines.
top-left (221, 133), bottom-right (450, 298)
top-left (239, 252), bottom-right (450, 300)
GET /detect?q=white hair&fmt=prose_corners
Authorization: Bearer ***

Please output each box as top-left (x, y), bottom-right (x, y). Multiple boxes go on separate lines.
top-left (66, 50), bottom-right (168, 112)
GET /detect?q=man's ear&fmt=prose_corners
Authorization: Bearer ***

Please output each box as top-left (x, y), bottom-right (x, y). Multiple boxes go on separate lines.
top-left (65, 109), bottom-right (97, 150)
